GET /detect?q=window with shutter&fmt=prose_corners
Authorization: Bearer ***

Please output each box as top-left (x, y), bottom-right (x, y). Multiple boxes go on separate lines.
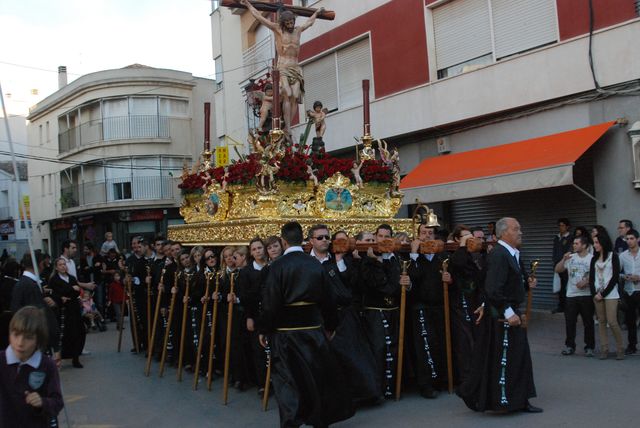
top-left (491, 0), bottom-right (557, 60)
top-left (431, 0), bottom-right (558, 78)
top-left (433, 0), bottom-right (492, 71)
top-left (337, 38), bottom-right (372, 110)
top-left (303, 53), bottom-right (338, 113)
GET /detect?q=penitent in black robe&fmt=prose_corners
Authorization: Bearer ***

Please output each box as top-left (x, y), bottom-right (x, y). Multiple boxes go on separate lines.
top-left (322, 255), bottom-right (380, 404)
top-left (262, 249), bottom-right (354, 428)
top-left (457, 243), bottom-right (536, 412)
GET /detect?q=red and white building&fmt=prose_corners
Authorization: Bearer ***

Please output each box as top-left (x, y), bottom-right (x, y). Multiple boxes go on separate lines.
top-left (212, 0), bottom-right (640, 307)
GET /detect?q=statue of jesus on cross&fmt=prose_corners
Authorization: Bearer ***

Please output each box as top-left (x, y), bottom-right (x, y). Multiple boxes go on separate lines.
top-left (239, 0), bottom-right (325, 139)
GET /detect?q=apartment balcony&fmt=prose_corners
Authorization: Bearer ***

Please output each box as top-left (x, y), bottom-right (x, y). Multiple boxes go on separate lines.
top-left (60, 176), bottom-right (179, 213)
top-left (58, 115), bottom-right (188, 154)
top-left (242, 35), bottom-right (274, 80)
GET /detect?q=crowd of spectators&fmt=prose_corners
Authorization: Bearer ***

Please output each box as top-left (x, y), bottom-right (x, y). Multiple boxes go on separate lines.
top-left (553, 218), bottom-right (640, 360)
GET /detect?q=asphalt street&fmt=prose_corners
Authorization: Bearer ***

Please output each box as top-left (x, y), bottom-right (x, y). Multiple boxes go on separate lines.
top-left (57, 312), bottom-right (640, 428)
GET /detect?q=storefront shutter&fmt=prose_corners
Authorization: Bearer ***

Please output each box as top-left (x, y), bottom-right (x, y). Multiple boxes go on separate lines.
top-left (450, 186), bottom-right (596, 309)
top-left (432, 0), bottom-right (493, 70)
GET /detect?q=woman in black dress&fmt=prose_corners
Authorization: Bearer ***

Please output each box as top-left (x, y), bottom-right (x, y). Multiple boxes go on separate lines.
top-left (49, 257), bottom-right (86, 368)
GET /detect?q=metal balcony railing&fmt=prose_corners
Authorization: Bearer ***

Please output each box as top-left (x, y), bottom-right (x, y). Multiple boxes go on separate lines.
top-left (60, 176), bottom-right (177, 210)
top-left (58, 115), bottom-right (171, 153)
top-left (242, 35), bottom-right (274, 80)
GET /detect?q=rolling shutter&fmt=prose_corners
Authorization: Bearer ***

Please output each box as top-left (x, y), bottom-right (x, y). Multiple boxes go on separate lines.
top-left (303, 54), bottom-right (338, 112)
top-left (491, 0), bottom-right (558, 59)
top-left (450, 186), bottom-right (596, 309)
top-left (433, 0), bottom-right (492, 70)
top-left (337, 38), bottom-right (372, 110)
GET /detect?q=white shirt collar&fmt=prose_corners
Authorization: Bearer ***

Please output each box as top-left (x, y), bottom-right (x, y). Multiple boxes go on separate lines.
top-left (284, 246), bottom-right (304, 255)
top-left (310, 248), bottom-right (330, 263)
top-left (5, 345), bottom-right (42, 369)
top-left (22, 271), bottom-right (41, 284)
top-left (498, 240), bottom-right (519, 259)
top-left (252, 260), bottom-right (265, 271)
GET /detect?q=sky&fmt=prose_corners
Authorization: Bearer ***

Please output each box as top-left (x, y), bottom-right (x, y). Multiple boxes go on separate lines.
top-left (0, 0), bottom-right (214, 116)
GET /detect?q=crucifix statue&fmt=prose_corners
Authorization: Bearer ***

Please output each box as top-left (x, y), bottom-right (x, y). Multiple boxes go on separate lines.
top-left (226, 0), bottom-right (333, 140)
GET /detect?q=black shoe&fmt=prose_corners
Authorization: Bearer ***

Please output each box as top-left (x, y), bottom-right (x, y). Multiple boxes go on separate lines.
top-left (522, 402), bottom-right (543, 413)
top-left (72, 359), bottom-right (83, 369)
top-left (420, 387), bottom-right (438, 399)
top-left (233, 381), bottom-right (245, 391)
top-left (551, 306), bottom-right (564, 314)
top-left (625, 346), bottom-right (637, 355)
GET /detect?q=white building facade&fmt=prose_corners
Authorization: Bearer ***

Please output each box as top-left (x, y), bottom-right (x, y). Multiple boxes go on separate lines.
top-left (212, 0), bottom-right (640, 308)
top-left (27, 65), bottom-right (215, 255)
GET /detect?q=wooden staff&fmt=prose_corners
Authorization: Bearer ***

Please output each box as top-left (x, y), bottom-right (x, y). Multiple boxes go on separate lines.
top-left (177, 272), bottom-right (193, 382)
top-left (145, 267), bottom-right (166, 376)
top-left (146, 265), bottom-right (152, 347)
top-left (125, 268), bottom-right (140, 354)
top-left (442, 258), bottom-right (454, 394)
top-left (159, 272), bottom-right (180, 377)
top-left (193, 271), bottom-right (214, 390)
top-left (206, 272), bottom-right (221, 391)
top-left (222, 272), bottom-right (237, 405)
top-left (395, 259), bottom-right (411, 400)
top-left (525, 260), bottom-right (540, 329)
top-left (262, 341), bottom-right (271, 411)
top-left (117, 283), bottom-right (126, 352)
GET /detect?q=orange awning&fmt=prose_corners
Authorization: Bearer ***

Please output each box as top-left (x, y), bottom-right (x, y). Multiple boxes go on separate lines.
top-left (400, 121), bottom-right (616, 203)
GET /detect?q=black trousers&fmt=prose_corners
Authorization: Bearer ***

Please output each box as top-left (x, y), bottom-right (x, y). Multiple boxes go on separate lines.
top-left (564, 295), bottom-right (595, 350)
top-left (623, 291), bottom-right (640, 347)
top-left (558, 272), bottom-right (568, 310)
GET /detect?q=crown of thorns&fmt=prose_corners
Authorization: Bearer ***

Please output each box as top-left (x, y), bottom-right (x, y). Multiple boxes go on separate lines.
top-left (279, 10), bottom-right (295, 23)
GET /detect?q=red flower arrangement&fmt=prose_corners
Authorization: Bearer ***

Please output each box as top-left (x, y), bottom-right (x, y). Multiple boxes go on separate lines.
top-left (361, 159), bottom-right (393, 183)
top-left (178, 171), bottom-right (207, 194)
top-left (179, 147), bottom-right (393, 193)
top-left (276, 150), bottom-right (309, 182)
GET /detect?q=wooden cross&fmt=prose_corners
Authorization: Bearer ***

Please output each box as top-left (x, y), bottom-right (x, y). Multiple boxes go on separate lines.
top-left (220, 0), bottom-right (335, 20)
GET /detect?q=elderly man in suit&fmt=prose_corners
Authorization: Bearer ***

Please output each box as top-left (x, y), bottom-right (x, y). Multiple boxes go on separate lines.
top-left (457, 217), bottom-right (542, 413)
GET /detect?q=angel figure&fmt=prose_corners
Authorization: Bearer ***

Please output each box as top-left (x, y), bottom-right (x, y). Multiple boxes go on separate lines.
top-left (256, 83), bottom-right (273, 132)
top-left (377, 139), bottom-right (391, 165)
top-left (221, 169), bottom-right (229, 191)
top-left (257, 159), bottom-right (280, 193)
top-left (389, 147), bottom-right (402, 196)
top-left (307, 101), bottom-right (329, 138)
top-left (306, 163), bottom-right (319, 187)
top-left (351, 159), bottom-right (364, 188)
top-left (201, 170), bottom-right (212, 192)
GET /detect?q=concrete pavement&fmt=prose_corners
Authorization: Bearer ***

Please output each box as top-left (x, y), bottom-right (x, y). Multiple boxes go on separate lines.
top-left (57, 312), bottom-right (640, 427)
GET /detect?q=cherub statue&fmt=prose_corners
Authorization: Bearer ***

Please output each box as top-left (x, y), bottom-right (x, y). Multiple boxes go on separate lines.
top-left (256, 83), bottom-right (273, 132)
top-left (351, 159), bottom-right (364, 188)
top-left (201, 170), bottom-right (212, 192)
top-left (221, 169), bottom-right (229, 191)
top-left (257, 159), bottom-right (280, 193)
top-left (306, 162), bottom-right (319, 187)
top-left (377, 139), bottom-right (391, 165)
top-left (191, 158), bottom-right (201, 174)
top-left (307, 100), bottom-right (329, 138)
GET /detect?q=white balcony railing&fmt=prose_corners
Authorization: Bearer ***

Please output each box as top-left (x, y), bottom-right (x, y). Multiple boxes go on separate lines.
top-left (242, 35), bottom-right (274, 80)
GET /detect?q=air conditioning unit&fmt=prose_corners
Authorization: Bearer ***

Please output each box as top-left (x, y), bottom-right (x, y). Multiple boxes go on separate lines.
top-left (436, 137), bottom-right (451, 154)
